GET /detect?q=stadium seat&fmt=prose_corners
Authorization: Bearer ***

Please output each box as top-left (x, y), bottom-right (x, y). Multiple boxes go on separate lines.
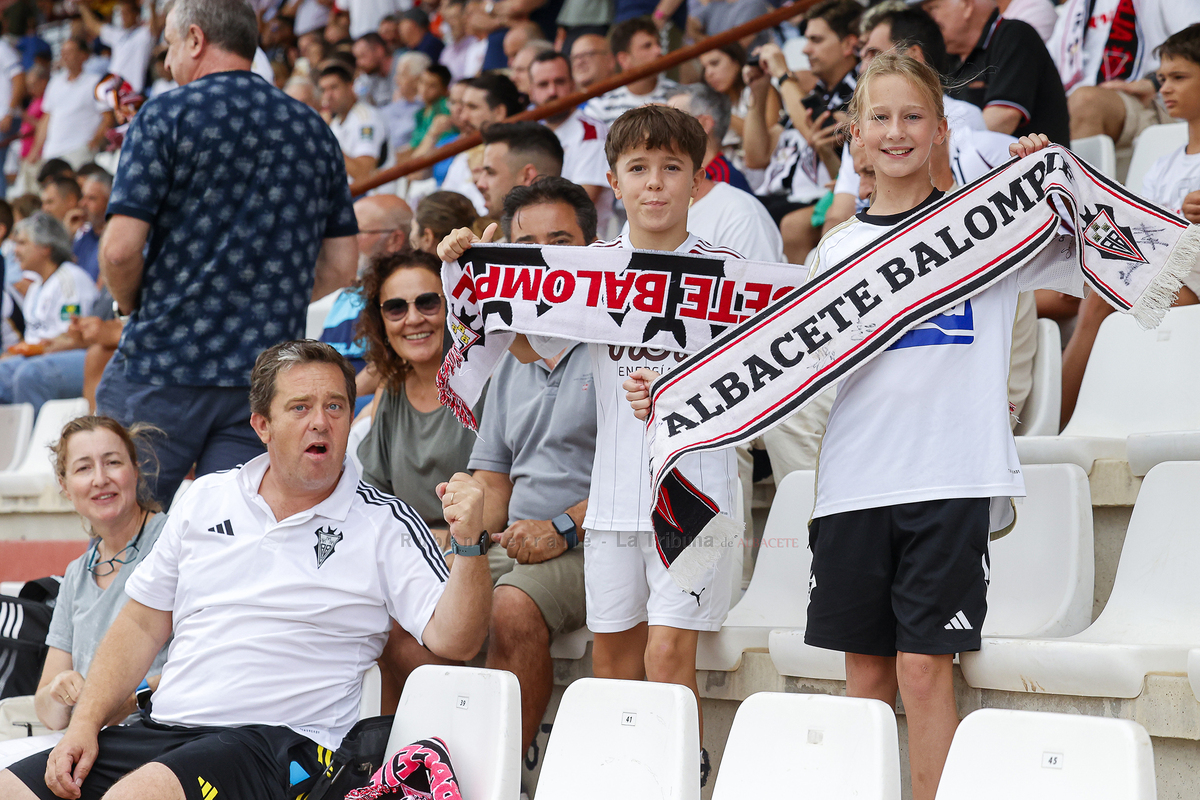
top-left (711, 693), bottom-right (900, 800)
top-left (782, 36), bottom-right (809, 72)
top-left (1189, 648), bottom-right (1200, 702)
top-left (1016, 305), bottom-right (1200, 471)
top-left (960, 461), bottom-right (1200, 698)
top-left (0, 403), bottom-right (34, 473)
top-left (0, 398), bottom-right (89, 498)
top-left (549, 626), bottom-right (592, 659)
top-left (359, 663), bottom-right (381, 719)
top-left (772, 464), bottom-right (1093, 680)
top-left (386, 665), bottom-right (521, 800)
top-left (536, 678), bottom-right (700, 800)
top-left (1070, 135), bottom-right (1117, 179)
top-left (1124, 122), bottom-right (1188, 194)
top-left (1126, 432), bottom-right (1200, 477)
top-left (1014, 320), bottom-right (1062, 437)
top-left (935, 709), bottom-right (1156, 799)
top-left (697, 471), bottom-right (815, 671)
top-left (306, 288), bottom-right (342, 340)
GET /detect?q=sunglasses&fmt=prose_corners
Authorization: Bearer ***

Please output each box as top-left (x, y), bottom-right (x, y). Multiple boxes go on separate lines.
top-left (381, 292), bottom-right (444, 321)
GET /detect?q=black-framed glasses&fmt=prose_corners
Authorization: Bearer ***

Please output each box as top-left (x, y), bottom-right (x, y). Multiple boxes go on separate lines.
top-left (381, 292), bottom-right (444, 321)
top-left (86, 514), bottom-right (147, 577)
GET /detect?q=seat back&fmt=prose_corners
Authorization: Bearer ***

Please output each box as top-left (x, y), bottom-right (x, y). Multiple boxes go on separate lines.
top-left (1092, 461), bottom-right (1200, 638)
top-left (1014, 320), bottom-right (1061, 437)
top-left (711, 692), bottom-right (900, 800)
top-left (386, 665), bottom-right (521, 800)
top-left (0, 399), bottom-right (89, 495)
top-left (722, 470), bottom-right (815, 628)
top-left (0, 403), bottom-right (34, 473)
top-left (984, 464), bottom-right (1093, 638)
top-left (1125, 122), bottom-right (1188, 193)
top-left (536, 678), bottom-right (700, 800)
top-left (306, 288), bottom-right (342, 340)
top-left (935, 709), bottom-right (1156, 799)
top-left (1070, 135), bottom-right (1117, 179)
top-left (1062, 305), bottom-right (1200, 439)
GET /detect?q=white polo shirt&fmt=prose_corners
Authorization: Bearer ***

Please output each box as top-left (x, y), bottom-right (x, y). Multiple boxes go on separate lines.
top-left (125, 454), bottom-right (448, 749)
top-left (99, 23), bottom-right (154, 93)
top-left (330, 101), bottom-right (387, 163)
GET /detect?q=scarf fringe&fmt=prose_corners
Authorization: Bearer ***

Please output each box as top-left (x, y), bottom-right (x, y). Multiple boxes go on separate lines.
top-left (436, 348), bottom-right (478, 430)
top-left (666, 513), bottom-right (742, 592)
top-left (1131, 223), bottom-right (1200, 329)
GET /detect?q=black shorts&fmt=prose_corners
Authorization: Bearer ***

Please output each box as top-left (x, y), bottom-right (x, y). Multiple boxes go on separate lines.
top-left (803, 498), bottom-right (991, 657)
top-left (759, 194), bottom-right (816, 226)
top-left (8, 717), bottom-right (327, 800)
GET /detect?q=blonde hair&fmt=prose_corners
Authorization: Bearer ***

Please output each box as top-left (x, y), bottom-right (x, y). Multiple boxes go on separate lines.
top-left (844, 51), bottom-right (945, 136)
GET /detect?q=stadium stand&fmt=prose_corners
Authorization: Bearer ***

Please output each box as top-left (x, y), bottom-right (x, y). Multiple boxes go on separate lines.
top-left (1125, 123), bottom-right (1189, 194)
top-left (0, 403), bottom-right (33, 472)
top-left (0, 397), bottom-right (88, 501)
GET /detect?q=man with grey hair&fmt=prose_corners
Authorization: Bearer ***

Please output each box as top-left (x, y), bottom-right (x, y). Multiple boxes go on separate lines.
top-left (666, 84), bottom-right (784, 263)
top-left (0, 212), bottom-right (99, 406)
top-left (95, 0), bottom-right (359, 509)
top-left (283, 74), bottom-right (318, 109)
top-left (381, 51), bottom-right (430, 156)
top-left (71, 170), bottom-right (112, 282)
top-left (0, 339), bottom-right (494, 800)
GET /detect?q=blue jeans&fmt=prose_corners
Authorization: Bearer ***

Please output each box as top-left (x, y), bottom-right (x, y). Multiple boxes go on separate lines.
top-left (95, 352), bottom-right (265, 509)
top-left (3, 350), bottom-right (87, 414)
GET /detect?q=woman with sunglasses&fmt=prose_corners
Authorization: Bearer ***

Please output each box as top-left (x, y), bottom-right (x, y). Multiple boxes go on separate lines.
top-left (0, 417), bottom-right (169, 765)
top-left (356, 249), bottom-right (484, 538)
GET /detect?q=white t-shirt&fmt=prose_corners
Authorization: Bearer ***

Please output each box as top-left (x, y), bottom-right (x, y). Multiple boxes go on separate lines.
top-left (0, 40), bottom-right (21, 116)
top-left (809, 194), bottom-right (1083, 519)
top-left (330, 101), bottom-right (387, 162)
top-left (552, 109), bottom-right (615, 235)
top-left (687, 182), bottom-right (785, 263)
top-left (21, 263), bottom-right (98, 344)
top-left (99, 23), bottom-right (154, 93)
top-left (41, 71), bottom-right (103, 159)
top-left (530, 233), bottom-right (740, 532)
top-left (1141, 144), bottom-right (1200, 218)
top-left (124, 455), bottom-right (447, 750)
top-left (1000, 0), bottom-right (1059, 41)
top-left (442, 148), bottom-right (489, 216)
top-left (583, 77), bottom-right (681, 125)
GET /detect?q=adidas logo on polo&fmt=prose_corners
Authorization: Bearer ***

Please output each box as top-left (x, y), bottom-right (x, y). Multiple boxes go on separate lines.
top-left (207, 520), bottom-right (235, 536)
top-left (198, 777), bottom-right (218, 800)
top-left (943, 610), bottom-right (973, 631)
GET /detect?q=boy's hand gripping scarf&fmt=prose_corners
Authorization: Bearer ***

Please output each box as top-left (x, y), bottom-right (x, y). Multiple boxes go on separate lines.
top-left (439, 146), bottom-right (1200, 591)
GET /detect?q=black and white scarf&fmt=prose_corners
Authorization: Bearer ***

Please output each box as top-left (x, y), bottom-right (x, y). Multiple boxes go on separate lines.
top-left (439, 146), bottom-right (1200, 590)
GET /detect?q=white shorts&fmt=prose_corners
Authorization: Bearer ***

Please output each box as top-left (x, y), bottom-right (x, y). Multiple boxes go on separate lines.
top-left (584, 529), bottom-right (734, 632)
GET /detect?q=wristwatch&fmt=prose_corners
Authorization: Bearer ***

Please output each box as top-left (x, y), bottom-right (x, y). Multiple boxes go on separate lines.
top-left (552, 513), bottom-right (579, 549)
top-left (450, 531), bottom-right (491, 557)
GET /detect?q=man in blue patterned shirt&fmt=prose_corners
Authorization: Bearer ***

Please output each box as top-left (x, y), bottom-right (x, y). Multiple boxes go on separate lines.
top-left (96, 0), bottom-right (359, 508)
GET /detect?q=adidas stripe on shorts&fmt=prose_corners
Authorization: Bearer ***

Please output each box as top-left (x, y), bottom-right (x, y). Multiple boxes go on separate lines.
top-left (803, 497), bottom-right (990, 657)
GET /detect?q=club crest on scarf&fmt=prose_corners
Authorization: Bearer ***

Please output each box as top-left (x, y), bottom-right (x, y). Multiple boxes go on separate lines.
top-left (313, 526), bottom-right (342, 568)
top-left (1082, 205), bottom-right (1147, 265)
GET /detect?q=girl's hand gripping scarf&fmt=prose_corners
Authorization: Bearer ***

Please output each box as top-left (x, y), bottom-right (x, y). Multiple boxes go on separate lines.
top-left (440, 147), bottom-right (1200, 591)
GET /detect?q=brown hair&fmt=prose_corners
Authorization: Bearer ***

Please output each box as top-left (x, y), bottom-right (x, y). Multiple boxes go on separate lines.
top-left (52, 416), bottom-right (162, 517)
top-left (249, 340), bottom-right (357, 419)
top-left (604, 104), bottom-right (707, 174)
top-left (609, 16), bottom-right (658, 56)
top-left (845, 51), bottom-right (944, 136)
top-left (805, 0), bottom-right (862, 39)
top-left (1158, 23), bottom-right (1200, 67)
top-left (414, 191), bottom-right (480, 247)
top-left (356, 250), bottom-right (444, 392)
top-left (11, 193), bottom-right (41, 220)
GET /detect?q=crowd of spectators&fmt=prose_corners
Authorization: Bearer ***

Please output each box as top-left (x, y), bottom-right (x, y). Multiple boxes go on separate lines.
top-left (1, 0), bottom-right (1200, 797)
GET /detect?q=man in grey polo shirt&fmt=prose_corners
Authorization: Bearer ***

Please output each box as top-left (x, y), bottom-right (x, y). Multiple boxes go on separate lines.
top-left (468, 176), bottom-right (599, 760)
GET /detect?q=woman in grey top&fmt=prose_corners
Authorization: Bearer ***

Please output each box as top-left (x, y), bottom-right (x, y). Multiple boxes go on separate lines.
top-left (34, 416), bottom-right (170, 732)
top-left (356, 249), bottom-right (484, 538)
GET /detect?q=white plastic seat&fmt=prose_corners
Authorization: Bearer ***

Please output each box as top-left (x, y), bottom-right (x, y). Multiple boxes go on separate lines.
top-left (961, 461), bottom-right (1200, 698)
top-left (1070, 135), bottom-right (1117, 179)
top-left (1188, 648), bottom-right (1200, 702)
top-left (1126, 431), bottom-right (1200, 477)
top-left (386, 665), bottom-right (521, 800)
top-left (536, 678), bottom-right (699, 800)
top-left (1125, 122), bottom-right (1188, 193)
top-left (935, 709), bottom-right (1156, 799)
top-left (306, 288), bottom-right (342, 340)
top-left (711, 693), bottom-right (900, 800)
top-left (0, 403), bottom-right (34, 473)
top-left (1014, 319), bottom-right (1061, 437)
top-left (697, 471), bottom-right (815, 671)
top-left (359, 663), bottom-right (381, 719)
top-left (0, 398), bottom-right (89, 498)
top-left (1016, 305), bottom-right (1200, 471)
top-left (549, 626), bottom-right (592, 659)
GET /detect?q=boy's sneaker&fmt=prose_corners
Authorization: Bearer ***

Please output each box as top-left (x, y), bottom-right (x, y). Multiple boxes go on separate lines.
top-left (700, 747), bottom-right (711, 788)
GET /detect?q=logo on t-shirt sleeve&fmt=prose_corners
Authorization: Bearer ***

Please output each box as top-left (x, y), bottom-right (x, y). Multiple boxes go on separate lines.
top-left (887, 299), bottom-right (974, 350)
